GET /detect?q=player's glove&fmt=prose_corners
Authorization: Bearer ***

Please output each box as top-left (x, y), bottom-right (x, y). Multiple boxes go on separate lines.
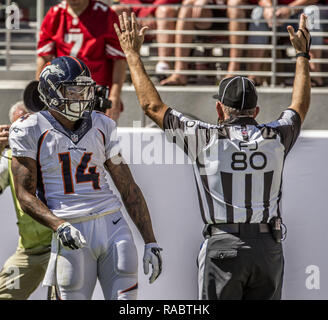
top-left (143, 242), bottom-right (163, 284)
top-left (56, 222), bottom-right (86, 250)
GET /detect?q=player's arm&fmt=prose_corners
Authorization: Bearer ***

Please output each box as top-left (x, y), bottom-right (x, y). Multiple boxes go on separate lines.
top-left (11, 156), bottom-right (65, 231)
top-left (105, 155), bottom-right (156, 244)
top-left (107, 59), bottom-right (127, 121)
top-left (114, 12), bottom-right (169, 129)
top-left (105, 154), bottom-right (162, 283)
top-left (35, 55), bottom-right (53, 80)
top-left (35, 9), bottom-right (56, 80)
top-left (287, 14), bottom-right (311, 124)
top-left (105, 10), bottom-right (127, 121)
top-left (12, 156), bottom-right (86, 250)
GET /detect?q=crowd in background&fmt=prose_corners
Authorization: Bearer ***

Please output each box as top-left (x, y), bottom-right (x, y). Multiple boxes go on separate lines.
top-left (1, 0), bottom-right (328, 87)
top-left (110, 0), bottom-right (328, 87)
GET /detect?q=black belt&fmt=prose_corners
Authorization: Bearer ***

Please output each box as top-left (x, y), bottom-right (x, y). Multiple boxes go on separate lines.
top-left (210, 223), bottom-right (271, 235)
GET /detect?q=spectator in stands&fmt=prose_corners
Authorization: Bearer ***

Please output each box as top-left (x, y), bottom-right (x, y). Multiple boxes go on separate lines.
top-left (112, 0), bottom-right (182, 76)
top-left (160, 0), bottom-right (250, 85)
top-left (227, 0), bottom-right (251, 76)
top-left (36, 0), bottom-right (126, 122)
top-left (247, 0), bottom-right (323, 86)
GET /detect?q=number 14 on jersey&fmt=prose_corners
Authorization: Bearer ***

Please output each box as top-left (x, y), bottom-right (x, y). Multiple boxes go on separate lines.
top-left (58, 152), bottom-right (100, 194)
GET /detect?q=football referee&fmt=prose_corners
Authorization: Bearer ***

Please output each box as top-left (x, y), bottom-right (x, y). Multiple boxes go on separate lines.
top-left (115, 12), bottom-right (311, 299)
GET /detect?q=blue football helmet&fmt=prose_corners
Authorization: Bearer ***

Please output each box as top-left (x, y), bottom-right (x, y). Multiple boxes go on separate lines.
top-left (38, 56), bottom-right (96, 121)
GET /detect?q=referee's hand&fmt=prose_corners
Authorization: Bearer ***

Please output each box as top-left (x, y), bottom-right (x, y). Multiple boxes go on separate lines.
top-left (114, 12), bottom-right (148, 56)
top-left (287, 13), bottom-right (311, 54)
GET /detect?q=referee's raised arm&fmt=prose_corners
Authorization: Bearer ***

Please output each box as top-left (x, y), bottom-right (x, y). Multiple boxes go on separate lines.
top-left (114, 12), bottom-right (169, 129)
top-left (287, 13), bottom-right (311, 124)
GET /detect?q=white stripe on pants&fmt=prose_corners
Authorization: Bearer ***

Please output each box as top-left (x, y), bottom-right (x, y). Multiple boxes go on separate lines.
top-left (197, 239), bottom-right (208, 300)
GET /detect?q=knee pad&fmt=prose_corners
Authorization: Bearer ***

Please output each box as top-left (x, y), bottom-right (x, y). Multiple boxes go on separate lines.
top-left (114, 240), bottom-right (138, 275)
top-left (56, 250), bottom-right (84, 290)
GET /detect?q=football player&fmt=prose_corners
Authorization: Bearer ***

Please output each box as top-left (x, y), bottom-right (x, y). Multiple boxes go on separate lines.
top-left (9, 56), bottom-right (162, 300)
top-left (36, 0), bottom-right (126, 121)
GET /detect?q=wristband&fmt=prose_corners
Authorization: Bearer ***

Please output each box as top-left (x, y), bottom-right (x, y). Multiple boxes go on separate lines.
top-left (296, 52), bottom-right (310, 60)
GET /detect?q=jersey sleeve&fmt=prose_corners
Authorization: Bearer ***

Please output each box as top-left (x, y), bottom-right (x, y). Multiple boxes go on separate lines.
top-left (265, 109), bottom-right (302, 156)
top-left (0, 150), bottom-right (9, 193)
top-left (9, 116), bottom-right (39, 160)
top-left (163, 107), bottom-right (211, 161)
top-left (105, 9), bottom-right (126, 60)
top-left (37, 8), bottom-right (56, 57)
top-left (102, 115), bottom-right (121, 160)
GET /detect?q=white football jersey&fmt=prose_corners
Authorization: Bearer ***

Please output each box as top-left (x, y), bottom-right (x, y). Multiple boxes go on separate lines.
top-left (9, 110), bottom-right (122, 219)
top-left (164, 108), bottom-right (301, 224)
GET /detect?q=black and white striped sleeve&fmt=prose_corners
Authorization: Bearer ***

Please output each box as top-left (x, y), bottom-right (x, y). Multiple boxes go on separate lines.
top-left (163, 108), bottom-right (203, 161)
top-left (265, 109), bottom-right (302, 156)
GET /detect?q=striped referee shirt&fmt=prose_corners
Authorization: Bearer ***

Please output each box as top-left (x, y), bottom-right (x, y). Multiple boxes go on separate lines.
top-left (163, 108), bottom-right (301, 224)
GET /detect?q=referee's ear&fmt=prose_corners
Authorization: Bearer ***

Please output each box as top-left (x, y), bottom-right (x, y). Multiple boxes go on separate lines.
top-left (216, 101), bottom-right (224, 121)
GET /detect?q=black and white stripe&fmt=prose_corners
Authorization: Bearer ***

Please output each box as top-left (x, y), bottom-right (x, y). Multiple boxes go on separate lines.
top-left (163, 108), bottom-right (301, 224)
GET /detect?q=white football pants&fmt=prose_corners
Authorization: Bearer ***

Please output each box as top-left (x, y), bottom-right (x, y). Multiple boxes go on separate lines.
top-left (54, 211), bottom-right (138, 300)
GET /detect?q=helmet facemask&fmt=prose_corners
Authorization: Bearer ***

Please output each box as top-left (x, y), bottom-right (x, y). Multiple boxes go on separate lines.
top-left (41, 76), bottom-right (96, 122)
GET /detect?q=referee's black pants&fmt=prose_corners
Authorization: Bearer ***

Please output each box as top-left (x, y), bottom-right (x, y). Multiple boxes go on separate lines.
top-left (198, 224), bottom-right (284, 300)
